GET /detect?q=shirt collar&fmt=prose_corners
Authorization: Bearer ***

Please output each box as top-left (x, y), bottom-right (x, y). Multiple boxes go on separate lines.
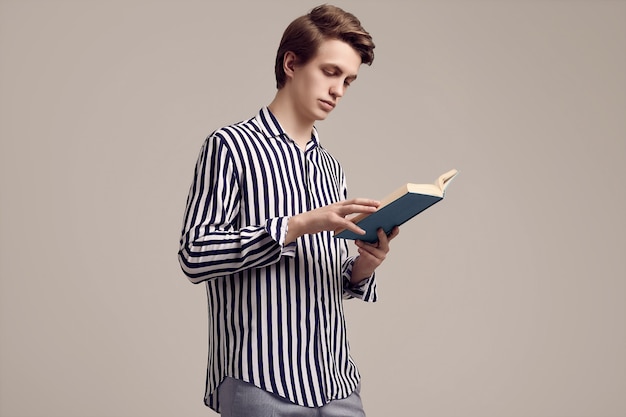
top-left (255, 107), bottom-right (320, 149)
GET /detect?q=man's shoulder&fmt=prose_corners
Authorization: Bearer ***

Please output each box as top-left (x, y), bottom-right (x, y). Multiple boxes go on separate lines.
top-left (210, 114), bottom-right (263, 142)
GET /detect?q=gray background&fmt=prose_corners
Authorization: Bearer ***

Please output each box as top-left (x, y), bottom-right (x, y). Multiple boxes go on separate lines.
top-left (1, 1), bottom-right (624, 416)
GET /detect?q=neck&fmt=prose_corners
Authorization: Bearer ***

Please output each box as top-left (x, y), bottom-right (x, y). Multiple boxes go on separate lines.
top-left (268, 89), bottom-right (314, 150)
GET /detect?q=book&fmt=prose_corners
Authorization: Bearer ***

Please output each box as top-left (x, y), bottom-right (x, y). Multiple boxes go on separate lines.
top-left (333, 169), bottom-right (459, 243)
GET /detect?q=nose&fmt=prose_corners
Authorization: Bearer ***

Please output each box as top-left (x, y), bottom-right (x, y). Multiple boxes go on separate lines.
top-left (329, 82), bottom-right (344, 99)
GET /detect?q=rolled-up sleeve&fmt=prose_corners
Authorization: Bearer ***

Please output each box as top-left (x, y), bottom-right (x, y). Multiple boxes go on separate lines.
top-left (178, 134), bottom-right (293, 283)
top-left (341, 256), bottom-right (378, 302)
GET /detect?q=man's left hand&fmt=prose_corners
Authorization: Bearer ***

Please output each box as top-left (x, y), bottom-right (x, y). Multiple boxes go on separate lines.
top-left (350, 226), bottom-right (400, 284)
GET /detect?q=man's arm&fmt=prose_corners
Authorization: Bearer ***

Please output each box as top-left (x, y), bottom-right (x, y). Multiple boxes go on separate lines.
top-left (341, 226), bottom-right (400, 302)
top-left (284, 198), bottom-right (381, 244)
top-left (178, 135), bottom-right (291, 283)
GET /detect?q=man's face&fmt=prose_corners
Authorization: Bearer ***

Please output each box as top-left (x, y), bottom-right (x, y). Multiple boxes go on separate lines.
top-left (289, 39), bottom-right (362, 123)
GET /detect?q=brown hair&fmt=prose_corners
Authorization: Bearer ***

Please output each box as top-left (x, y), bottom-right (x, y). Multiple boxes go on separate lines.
top-left (274, 4), bottom-right (375, 89)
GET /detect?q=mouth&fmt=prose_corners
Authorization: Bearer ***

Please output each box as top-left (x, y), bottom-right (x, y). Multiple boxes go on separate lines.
top-left (319, 99), bottom-right (336, 110)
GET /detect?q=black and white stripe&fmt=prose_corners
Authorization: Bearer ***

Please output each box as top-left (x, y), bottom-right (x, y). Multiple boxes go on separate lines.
top-left (178, 107), bottom-right (377, 412)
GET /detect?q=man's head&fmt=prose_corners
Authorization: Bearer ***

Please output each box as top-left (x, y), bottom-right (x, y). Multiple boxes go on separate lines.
top-left (275, 4), bottom-right (375, 90)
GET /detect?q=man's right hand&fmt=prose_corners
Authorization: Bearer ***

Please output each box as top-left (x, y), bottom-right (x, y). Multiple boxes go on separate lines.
top-left (284, 198), bottom-right (380, 244)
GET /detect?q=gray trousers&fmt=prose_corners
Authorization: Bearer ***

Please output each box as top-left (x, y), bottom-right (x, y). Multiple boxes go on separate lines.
top-left (218, 377), bottom-right (366, 417)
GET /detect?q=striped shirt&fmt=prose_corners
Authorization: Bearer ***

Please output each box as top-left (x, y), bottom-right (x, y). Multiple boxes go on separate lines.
top-left (178, 107), bottom-right (378, 412)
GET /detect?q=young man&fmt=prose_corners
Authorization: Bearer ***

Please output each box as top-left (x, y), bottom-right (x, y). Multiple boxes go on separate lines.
top-left (178, 5), bottom-right (399, 416)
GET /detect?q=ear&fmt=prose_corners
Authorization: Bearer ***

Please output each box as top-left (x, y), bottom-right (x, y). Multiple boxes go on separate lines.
top-left (283, 51), bottom-right (298, 81)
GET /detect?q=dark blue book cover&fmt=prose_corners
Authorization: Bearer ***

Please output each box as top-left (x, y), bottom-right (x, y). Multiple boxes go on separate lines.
top-left (333, 169), bottom-right (458, 243)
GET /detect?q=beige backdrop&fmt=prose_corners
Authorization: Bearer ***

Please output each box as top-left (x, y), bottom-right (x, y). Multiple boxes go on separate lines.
top-left (1, 1), bottom-right (625, 416)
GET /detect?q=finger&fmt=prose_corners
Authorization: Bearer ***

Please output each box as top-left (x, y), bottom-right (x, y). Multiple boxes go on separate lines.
top-left (377, 226), bottom-right (400, 249)
top-left (360, 227), bottom-right (397, 253)
top-left (344, 198), bottom-right (380, 207)
top-left (376, 228), bottom-right (389, 249)
top-left (355, 239), bottom-right (386, 258)
top-left (356, 247), bottom-right (385, 266)
top-left (387, 226), bottom-right (400, 242)
top-left (339, 204), bottom-right (378, 217)
top-left (357, 247), bottom-right (380, 263)
top-left (355, 239), bottom-right (378, 250)
top-left (374, 228), bottom-right (391, 252)
top-left (341, 220), bottom-right (367, 236)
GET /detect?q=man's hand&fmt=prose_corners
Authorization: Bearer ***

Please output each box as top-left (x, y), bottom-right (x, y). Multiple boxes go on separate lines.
top-left (350, 226), bottom-right (400, 284)
top-left (285, 198), bottom-right (380, 244)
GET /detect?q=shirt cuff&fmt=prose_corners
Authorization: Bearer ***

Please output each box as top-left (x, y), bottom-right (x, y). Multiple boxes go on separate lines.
top-left (342, 258), bottom-right (378, 302)
top-left (265, 216), bottom-right (296, 258)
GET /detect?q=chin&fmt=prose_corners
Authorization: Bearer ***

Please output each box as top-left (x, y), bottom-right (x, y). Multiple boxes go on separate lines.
top-left (304, 105), bottom-right (332, 123)
top-left (314, 109), bottom-right (332, 121)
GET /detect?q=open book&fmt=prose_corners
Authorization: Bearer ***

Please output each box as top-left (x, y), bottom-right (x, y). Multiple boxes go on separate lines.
top-left (334, 169), bottom-right (459, 243)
